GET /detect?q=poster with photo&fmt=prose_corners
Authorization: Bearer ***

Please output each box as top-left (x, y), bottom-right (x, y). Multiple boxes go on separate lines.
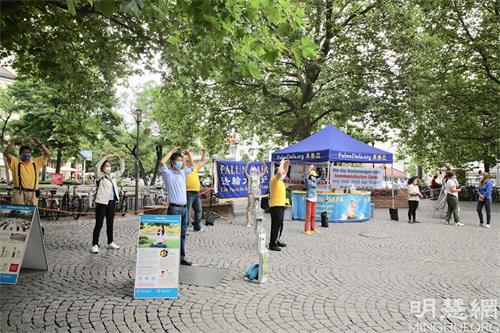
top-left (0, 205), bottom-right (35, 284)
top-left (134, 215), bottom-right (181, 299)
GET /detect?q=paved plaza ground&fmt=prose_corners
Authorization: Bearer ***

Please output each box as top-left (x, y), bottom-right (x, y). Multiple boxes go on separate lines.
top-left (1, 200), bottom-right (499, 333)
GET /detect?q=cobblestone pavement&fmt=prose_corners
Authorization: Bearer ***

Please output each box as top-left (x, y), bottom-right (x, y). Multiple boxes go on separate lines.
top-left (1, 200), bottom-right (499, 333)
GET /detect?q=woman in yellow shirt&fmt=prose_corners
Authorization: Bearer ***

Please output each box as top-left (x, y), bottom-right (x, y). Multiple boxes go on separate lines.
top-left (269, 159), bottom-right (289, 251)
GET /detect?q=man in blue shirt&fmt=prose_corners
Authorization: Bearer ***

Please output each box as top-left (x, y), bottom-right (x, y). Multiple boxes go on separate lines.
top-left (161, 147), bottom-right (194, 265)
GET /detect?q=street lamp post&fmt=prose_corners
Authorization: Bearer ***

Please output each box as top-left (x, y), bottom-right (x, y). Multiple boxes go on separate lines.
top-left (135, 108), bottom-right (142, 212)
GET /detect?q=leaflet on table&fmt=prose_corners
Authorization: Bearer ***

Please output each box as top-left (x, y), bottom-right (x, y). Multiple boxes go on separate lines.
top-left (0, 205), bottom-right (35, 284)
top-left (134, 215), bottom-right (181, 299)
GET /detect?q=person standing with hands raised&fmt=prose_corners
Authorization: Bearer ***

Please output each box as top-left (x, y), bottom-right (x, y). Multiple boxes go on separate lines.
top-left (91, 154), bottom-right (125, 254)
top-left (161, 147), bottom-right (194, 265)
top-left (4, 137), bottom-right (51, 206)
top-left (268, 159), bottom-right (289, 251)
top-left (186, 147), bottom-right (207, 232)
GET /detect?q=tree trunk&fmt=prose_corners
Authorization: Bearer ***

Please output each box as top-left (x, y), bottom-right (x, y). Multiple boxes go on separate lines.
top-left (150, 145), bottom-right (163, 186)
top-left (484, 160), bottom-right (490, 172)
top-left (55, 149), bottom-right (62, 173)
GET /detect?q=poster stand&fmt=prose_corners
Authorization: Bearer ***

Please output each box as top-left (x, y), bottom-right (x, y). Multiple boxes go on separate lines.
top-left (0, 204), bottom-right (48, 284)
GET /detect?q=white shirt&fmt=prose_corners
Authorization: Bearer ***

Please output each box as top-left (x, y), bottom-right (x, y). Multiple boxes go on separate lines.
top-left (445, 178), bottom-right (459, 197)
top-left (407, 184), bottom-right (420, 201)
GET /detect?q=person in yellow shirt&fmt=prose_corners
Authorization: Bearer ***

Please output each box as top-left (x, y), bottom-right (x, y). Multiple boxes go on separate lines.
top-left (185, 147), bottom-right (207, 232)
top-left (268, 159), bottom-right (289, 251)
top-left (4, 137), bottom-right (51, 206)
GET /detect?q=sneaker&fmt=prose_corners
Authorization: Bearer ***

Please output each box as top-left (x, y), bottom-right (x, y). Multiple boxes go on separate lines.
top-left (269, 245), bottom-right (281, 251)
top-left (276, 241), bottom-right (287, 247)
top-left (193, 228), bottom-right (205, 232)
top-left (479, 223), bottom-right (484, 227)
top-left (91, 245), bottom-right (99, 254)
top-left (455, 222), bottom-right (464, 227)
top-left (484, 224), bottom-right (490, 229)
top-left (107, 242), bottom-right (120, 249)
top-left (304, 231), bottom-right (312, 235)
top-left (312, 229), bottom-right (321, 234)
top-left (444, 220), bottom-right (450, 225)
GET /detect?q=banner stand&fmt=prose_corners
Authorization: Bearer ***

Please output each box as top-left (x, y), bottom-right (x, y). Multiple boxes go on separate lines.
top-left (0, 204), bottom-right (48, 285)
top-left (22, 207), bottom-right (48, 271)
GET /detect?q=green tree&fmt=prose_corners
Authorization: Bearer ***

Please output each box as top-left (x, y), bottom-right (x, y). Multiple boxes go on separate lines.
top-left (395, 0), bottom-right (499, 171)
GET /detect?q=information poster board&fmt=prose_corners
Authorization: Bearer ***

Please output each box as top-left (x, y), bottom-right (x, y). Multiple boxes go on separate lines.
top-left (330, 166), bottom-right (384, 189)
top-left (0, 204), bottom-right (48, 284)
top-left (134, 215), bottom-right (181, 299)
top-left (286, 164), bottom-right (329, 190)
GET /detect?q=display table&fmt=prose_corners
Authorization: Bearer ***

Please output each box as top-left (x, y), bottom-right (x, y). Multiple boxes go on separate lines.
top-left (291, 191), bottom-right (372, 223)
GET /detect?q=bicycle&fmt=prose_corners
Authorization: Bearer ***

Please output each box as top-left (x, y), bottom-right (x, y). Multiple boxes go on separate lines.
top-left (61, 184), bottom-right (82, 219)
top-left (39, 188), bottom-right (60, 221)
top-left (0, 187), bottom-right (13, 204)
top-left (115, 185), bottom-right (128, 216)
top-left (143, 185), bottom-right (167, 207)
top-left (82, 185), bottom-right (97, 214)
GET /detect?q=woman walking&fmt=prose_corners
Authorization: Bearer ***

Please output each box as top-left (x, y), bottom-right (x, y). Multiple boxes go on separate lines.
top-left (91, 154), bottom-right (125, 254)
top-left (477, 172), bottom-right (493, 228)
top-left (407, 176), bottom-right (423, 223)
top-left (444, 171), bottom-right (464, 226)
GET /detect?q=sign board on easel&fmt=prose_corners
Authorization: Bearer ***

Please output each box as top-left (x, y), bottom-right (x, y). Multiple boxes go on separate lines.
top-left (134, 215), bottom-right (181, 299)
top-left (0, 204), bottom-right (48, 284)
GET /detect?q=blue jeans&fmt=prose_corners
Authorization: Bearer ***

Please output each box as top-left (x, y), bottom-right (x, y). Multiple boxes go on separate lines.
top-left (187, 191), bottom-right (202, 230)
top-left (477, 199), bottom-right (492, 225)
top-left (167, 205), bottom-right (188, 260)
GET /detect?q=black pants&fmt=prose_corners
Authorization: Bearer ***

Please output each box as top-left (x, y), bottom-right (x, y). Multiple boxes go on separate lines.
top-left (269, 206), bottom-right (285, 247)
top-left (408, 200), bottom-right (419, 221)
top-left (93, 200), bottom-right (115, 246)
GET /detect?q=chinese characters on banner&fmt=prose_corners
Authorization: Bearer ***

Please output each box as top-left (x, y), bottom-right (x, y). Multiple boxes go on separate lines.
top-left (330, 166), bottom-right (384, 189)
top-left (215, 161), bottom-right (271, 200)
top-left (134, 215), bottom-right (181, 299)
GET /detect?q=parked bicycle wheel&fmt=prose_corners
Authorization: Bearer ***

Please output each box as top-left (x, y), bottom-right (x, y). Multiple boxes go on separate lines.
top-left (142, 195), bottom-right (153, 208)
top-left (39, 197), bottom-right (48, 219)
top-left (71, 196), bottom-right (82, 220)
top-left (120, 196), bottom-right (128, 216)
top-left (49, 200), bottom-right (60, 221)
top-left (155, 196), bottom-right (165, 205)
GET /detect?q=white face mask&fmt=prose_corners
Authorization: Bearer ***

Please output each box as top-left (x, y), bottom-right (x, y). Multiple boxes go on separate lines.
top-left (104, 167), bottom-right (112, 174)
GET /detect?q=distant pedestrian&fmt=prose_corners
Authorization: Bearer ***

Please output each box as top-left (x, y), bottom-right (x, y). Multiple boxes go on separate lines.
top-left (477, 172), bottom-right (493, 228)
top-left (407, 176), bottom-right (423, 224)
top-left (92, 154), bottom-right (125, 253)
top-left (430, 175), bottom-right (438, 200)
top-left (444, 171), bottom-right (463, 226)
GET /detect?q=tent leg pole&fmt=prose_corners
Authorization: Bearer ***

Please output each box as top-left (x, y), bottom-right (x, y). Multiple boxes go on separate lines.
top-left (391, 163), bottom-right (395, 209)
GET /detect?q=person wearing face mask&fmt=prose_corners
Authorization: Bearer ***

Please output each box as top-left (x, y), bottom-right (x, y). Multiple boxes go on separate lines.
top-left (268, 159), bottom-right (289, 251)
top-left (4, 137), bottom-right (51, 206)
top-left (91, 154), bottom-right (125, 254)
top-left (160, 147), bottom-right (194, 265)
top-left (304, 164), bottom-right (323, 234)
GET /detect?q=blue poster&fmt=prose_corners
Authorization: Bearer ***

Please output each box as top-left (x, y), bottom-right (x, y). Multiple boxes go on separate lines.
top-left (134, 215), bottom-right (181, 299)
top-left (215, 160), bottom-right (272, 199)
top-left (291, 192), bottom-right (371, 223)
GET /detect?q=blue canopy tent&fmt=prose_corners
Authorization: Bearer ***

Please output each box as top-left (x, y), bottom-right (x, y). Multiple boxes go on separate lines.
top-left (271, 124), bottom-right (393, 164)
top-left (271, 124), bottom-right (395, 209)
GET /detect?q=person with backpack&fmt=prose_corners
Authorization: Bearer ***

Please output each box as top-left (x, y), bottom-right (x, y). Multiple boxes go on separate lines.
top-left (4, 137), bottom-right (51, 206)
top-left (91, 154), bottom-right (125, 254)
top-left (477, 172), bottom-right (494, 228)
